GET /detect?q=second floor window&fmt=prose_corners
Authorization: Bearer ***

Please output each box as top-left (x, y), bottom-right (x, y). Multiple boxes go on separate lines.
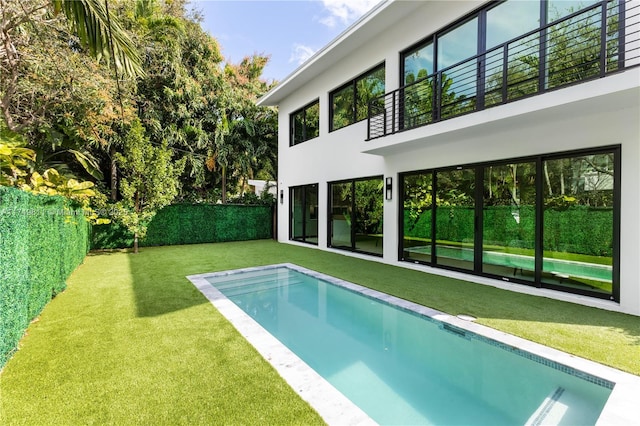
top-left (330, 64), bottom-right (385, 131)
top-left (291, 100), bottom-right (320, 146)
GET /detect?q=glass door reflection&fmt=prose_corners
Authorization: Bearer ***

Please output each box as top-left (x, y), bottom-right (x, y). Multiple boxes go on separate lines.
top-left (435, 168), bottom-right (476, 270)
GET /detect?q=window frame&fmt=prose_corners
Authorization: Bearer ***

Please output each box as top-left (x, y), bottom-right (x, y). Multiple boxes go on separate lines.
top-left (290, 99), bottom-right (320, 146)
top-left (289, 183), bottom-right (319, 245)
top-left (329, 63), bottom-right (386, 132)
top-left (399, 145), bottom-right (621, 301)
top-left (327, 175), bottom-right (384, 257)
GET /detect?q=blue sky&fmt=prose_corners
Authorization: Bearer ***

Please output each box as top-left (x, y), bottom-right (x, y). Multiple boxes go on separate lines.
top-left (188, 0), bottom-right (381, 83)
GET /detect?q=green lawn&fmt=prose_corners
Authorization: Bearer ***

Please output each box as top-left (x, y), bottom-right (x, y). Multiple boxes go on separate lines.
top-left (1, 240), bottom-right (639, 425)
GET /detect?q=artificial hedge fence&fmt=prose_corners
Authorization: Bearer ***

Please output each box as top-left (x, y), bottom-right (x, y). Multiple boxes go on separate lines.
top-left (0, 186), bottom-right (90, 369)
top-left (92, 203), bottom-right (273, 249)
top-left (404, 205), bottom-right (613, 257)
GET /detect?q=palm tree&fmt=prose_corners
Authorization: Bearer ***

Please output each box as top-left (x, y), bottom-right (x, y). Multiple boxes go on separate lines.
top-left (52, 0), bottom-right (143, 77)
top-left (1, 0), bottom-right (143, 131)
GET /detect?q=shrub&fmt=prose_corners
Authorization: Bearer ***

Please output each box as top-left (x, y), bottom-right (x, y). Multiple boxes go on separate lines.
top-left (0, 187), bottom-right (90, 369)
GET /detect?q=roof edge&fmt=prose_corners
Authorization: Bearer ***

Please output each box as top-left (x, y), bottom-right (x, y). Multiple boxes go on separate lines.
top-left (257, 0), bottom-right (392, 106)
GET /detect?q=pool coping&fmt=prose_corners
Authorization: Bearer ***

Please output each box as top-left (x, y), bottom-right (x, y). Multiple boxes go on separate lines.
top-left (187, 263), bottom-right (640, 426)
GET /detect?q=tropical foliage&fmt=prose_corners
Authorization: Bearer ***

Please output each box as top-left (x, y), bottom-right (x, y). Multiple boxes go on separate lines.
top-left (0, 0), bottom-right (277, 251)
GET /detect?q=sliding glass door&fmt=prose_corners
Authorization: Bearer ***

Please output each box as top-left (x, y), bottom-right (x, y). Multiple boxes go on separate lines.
top-left (290, 184), bottom-right (318, 244)
top-left (329, 177), bottom-right (383, 256)
top-left (541, 153), bottom-right (615, 296)
top-left (482, 162), bottom-right (536, 281)
top-left (400, 146), bottom-right (619, 301)
top-left (435, 168), bottom-right (476, 270)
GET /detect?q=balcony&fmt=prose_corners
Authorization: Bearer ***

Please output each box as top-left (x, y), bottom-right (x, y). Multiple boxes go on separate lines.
top-left (367, 0), bottom-right (640, 141)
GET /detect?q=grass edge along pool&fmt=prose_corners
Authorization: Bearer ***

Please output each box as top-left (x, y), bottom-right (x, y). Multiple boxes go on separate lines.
top-left (187, 264), bottom-right (639, 425)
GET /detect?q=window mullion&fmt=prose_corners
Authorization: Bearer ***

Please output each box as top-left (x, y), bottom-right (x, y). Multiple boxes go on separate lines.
top-left (534, 157), bottom-right (543, 287)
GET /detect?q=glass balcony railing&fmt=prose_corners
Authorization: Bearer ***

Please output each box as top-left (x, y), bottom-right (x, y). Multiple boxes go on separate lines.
top-left (367, 0), bottom-right (640, 141)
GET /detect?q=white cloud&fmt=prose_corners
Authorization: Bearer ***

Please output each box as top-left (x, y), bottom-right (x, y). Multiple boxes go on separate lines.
top-left (319, 0), bottom-right (381, 28)
top-left (289, 43), bottom-right (317, 65)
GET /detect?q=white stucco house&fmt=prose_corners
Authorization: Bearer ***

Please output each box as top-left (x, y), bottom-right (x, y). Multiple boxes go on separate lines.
top-left (258, 0), bottom-right (640, 315)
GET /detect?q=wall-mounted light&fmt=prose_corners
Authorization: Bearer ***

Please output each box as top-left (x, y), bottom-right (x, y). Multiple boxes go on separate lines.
top-left (280, 189), bottom-right (284, 204)
top-left (385, 177), bottom-right (392, 201)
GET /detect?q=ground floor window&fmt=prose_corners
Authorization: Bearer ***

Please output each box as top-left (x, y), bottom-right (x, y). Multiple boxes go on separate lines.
top-left (401, 147), bottom-right (619, 301)
top-left (329, 176), bottom-right (384, 256)
top-left (290, 184), bottom-right (318, 244)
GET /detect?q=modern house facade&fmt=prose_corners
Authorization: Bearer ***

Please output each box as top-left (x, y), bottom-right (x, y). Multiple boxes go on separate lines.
top-left (257, 0), bottom-right (640, 315)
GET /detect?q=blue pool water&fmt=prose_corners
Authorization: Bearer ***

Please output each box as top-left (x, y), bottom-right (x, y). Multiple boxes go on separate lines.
top-left (206, 267), bottom-right (612, 425)
top-left (407, 245), bottom-right (612, 282)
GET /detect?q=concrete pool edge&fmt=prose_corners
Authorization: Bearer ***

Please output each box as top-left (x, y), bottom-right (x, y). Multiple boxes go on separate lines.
top-left (187, 263), bottom-right (640, 425)
top-left (187, 265), bottom-right (376, 426)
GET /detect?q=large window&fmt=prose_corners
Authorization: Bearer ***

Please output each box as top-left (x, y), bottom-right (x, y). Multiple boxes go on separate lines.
top-left (392, 0), bottom-right (625, 134)
top-left (541, 153), bottom-right (615, 296)
top-left (482, 161), bottom-right (537, 281)
top-left (329, 176), bottom-right (384, 256)
top-left (290, 100), bottom-right (319, 146)
top-left (290, 184), bottom-right (318, 244)
top-left (400, 147), bottom-right (619, 301)
top-left (330, 64), bottom-right (385, 131)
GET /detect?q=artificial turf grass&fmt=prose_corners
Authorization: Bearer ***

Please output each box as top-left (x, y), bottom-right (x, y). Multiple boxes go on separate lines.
top-left (0, 244), bottom-right (325, 425)
top-left (1, 240), bottom-right (639, 425)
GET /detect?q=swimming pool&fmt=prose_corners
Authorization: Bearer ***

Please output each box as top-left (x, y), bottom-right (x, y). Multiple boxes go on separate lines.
top-left (188, 264), bottom-right (639, 425)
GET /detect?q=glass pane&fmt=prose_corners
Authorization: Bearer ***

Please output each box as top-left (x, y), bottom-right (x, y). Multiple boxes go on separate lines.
top-left (404, 42), bottom-right (434, 84)
top-left (305, 184), bottom-right (318, 244)
top-left (292, 111), bottom-right (304, 145)
top-left (548, 0), bottom-right (599, 22)
top-left (435, 168), bottom-right (476, 270)
top-left (330, 182), bottom-right (352, 248)
top-left (291, 187), bottom-right (304, 240)
top-left (546, 4), bottom-right (602, 89)
top-left (356, 66), bottom-right (386, 122)
top-left (331, 85), bottom-right (354, 131)
top-left (438, 18), bottom-right (479, 119)
top-left (403, 75), bottom-right (435, 129)
top-left (437, 17), bottom-right (479, 70)
top-left (354, 179), bottom-right (384, 255)
top-left (306, 102), bottom-right (320, 140)
top-left (482, 162), bottom-right (536, 281)
top-left (542, 154), bottom-right (614, 296)
top-left (485, 35), bottom-right (541, 105)
top-left (484, 1), bottom-right (541, 107)
top-left (486, 0), bottom-right (540, 49)
top-left (402, 172), bottom-right (433, 263)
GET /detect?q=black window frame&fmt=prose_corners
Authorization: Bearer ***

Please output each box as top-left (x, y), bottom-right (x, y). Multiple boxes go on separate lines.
top-left (289, 183), bottom-right (319, 245)
top-left (393, 0), bottom-right (625, 126)
top-left (290, 99), bottom-right (320, 146)
top-left (399, 145), bottom-right (621, 302)
top-left (327, 175), bottom-right (384, 257)
top-left (329, 63), bottom-right (386, 132)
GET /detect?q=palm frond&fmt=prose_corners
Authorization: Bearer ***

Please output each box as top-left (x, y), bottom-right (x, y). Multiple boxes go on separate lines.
top-left (52, 0), bottom-right (144, 78)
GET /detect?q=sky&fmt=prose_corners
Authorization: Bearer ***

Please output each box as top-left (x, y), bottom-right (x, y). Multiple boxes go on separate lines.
top-left (188, 0), bottom-right (382, 83)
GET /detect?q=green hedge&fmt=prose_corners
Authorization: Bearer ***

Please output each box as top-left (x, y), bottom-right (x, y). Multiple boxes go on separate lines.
top-left (0, 187), bottom-right (90, 369)
top-left (92, 204), bottom-right (273, 249)
top-left (404, 205), bottom-right (613, 256)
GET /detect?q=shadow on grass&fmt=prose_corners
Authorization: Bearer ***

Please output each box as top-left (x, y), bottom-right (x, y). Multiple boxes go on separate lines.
top-left (121, 240), bottom-right (640, 373)
top-left (126, 245), bottom-right (210, 317)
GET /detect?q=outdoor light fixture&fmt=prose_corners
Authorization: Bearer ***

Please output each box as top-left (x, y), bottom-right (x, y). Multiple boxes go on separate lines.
top-left (385, 177), bottom-right (392, 201)
top-left (280, 189), bottom-right (284, 204)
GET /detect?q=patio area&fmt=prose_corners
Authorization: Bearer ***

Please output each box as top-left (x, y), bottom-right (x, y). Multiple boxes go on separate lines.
top-left (0, 240), bottom-right (638, 424)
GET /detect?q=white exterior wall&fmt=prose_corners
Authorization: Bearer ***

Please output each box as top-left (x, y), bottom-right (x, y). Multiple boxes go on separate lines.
top-left (272, 1), bottom-right (640, 315)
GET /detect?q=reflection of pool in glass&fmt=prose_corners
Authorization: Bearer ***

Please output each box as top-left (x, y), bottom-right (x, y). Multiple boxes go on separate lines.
top-left (406, 245), bottom-right (612, 283)
top-left (199, 266), bottom-right (614, 425)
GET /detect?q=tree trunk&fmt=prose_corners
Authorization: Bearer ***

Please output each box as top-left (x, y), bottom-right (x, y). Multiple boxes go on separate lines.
top-left (544, 162), bottom-right (553, 195)
top-left (110, 145), bottom-right (118, 201)
top-left (134, 232), bottom-right (139, 254)
top-left (221, 165), bottom-right (227, 203)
